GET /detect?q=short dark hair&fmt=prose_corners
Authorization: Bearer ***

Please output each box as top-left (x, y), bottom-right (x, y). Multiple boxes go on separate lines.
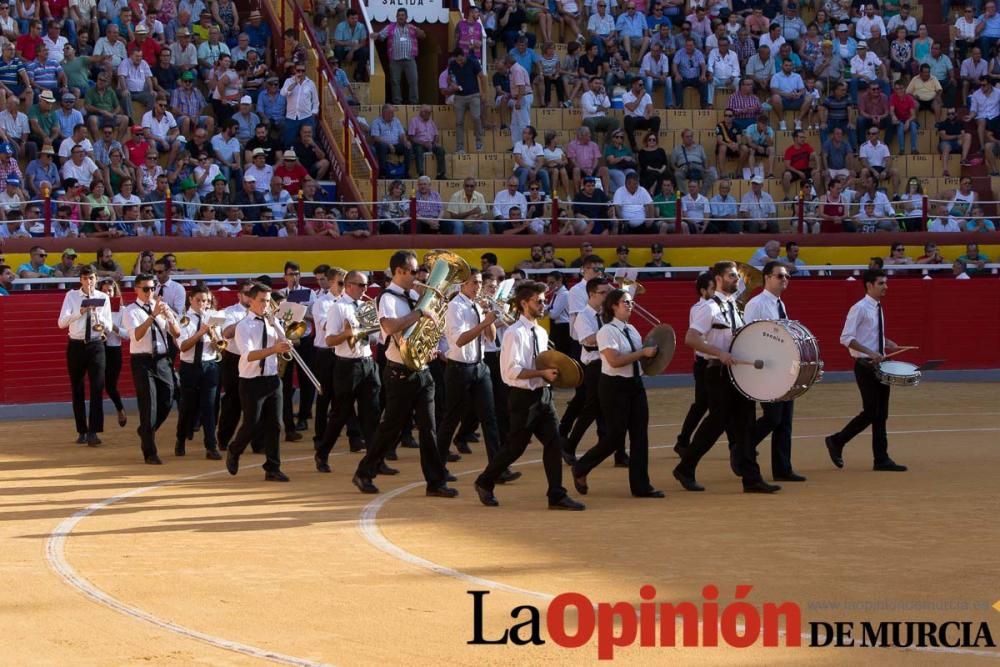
top-left (481, 252), bottom-right (498, 265)
top-left (785, 241), bottom-right (799, 253)
top-left (582, 254), bottom-right (604, 269)
top-left (513, 280), bottom-right (546, 312)
top-left (254, 274), bottom-right (273, 287)
top-left (79, 265), bottom-right (96, 277)
top-left (762, 260), bottom-right (784, 276)
top-left (547, 270), bottom-right (563, 283)
top-left (190, 284), bottom-right (211, 298)
top-left (390, 250), bottom-right (417, 275)
top-left (695, 271), bottom-right (713, 295)
top-left (135, 272), bottom-right (155, 285)
top-left (713, 260), bottom-right (736, 277)
top-left (283, 261), bottom-right (300, 273)
top-left (586, 276), bottom-right (609, 295)
top-left (313, 263), bottom-right (330, 275)
top-left (862, 268), bottom-right (886, 286)
top-left (248, 282), bottom-right (272, 298)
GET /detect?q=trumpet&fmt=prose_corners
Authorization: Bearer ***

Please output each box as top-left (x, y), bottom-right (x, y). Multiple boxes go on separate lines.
top-left (265, 299), bottom-right (323, 394)
top-left (200, 310), bottom-right (228, 351)
top-left (153, 298), bottom-right (183, 326)
top-left (475, 294), bottom-right (517, 326)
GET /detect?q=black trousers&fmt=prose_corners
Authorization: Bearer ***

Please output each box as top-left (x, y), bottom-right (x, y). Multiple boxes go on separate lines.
top-left (131, 353), bottom-right (174, 457)
top-left (377, 343), bottom-right (413, 454)
top-left (484, 351), bottom-right (508, 445)
top-left (437, 361), bottom-right (501, 465)
top-left (317, 356), bottom-right (381, 460)
top-left (357, 362), bottom-right (445, 489)
top-left (217, 351), bottom-right (242, 448)
top-left (576, 376), bottom-right (653, 495)
top-left (295, 334), bottom-right (316, 420)
top-left (677, 364), bottom-right (763, 485)
top-left (476, 387), bottom-right (567, 501)
top-left (428, 357), bottom-right (446, 426)
top-left (549, 322), bottom-right (571, 355)
top-left (830, 360), bottom-right (891, 464)
top-left (565, 360), bottom-right (621, 460)
top-left (312, 348), bottom-right (335, 443)
top-left (104, 344), bottom-right (124, 411)
top-left (623, 115), bottom-right (661, 150)
top-left (176, 360), bottom-right (220, 450)
top-left (67, 339), bottom-right (106, 435)
top-left (676, 356), bottom-right (708, 449)
top-left (749, 400), bottom-right (794, 477)
top-left (229, 375), bottom-right (283, 473)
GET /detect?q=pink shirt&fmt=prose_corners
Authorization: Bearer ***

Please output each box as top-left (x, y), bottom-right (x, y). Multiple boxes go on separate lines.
top-left (509, 62), bottom-right (530, 94)
top-left (407, 116), bottom-right (439, 145)
top-left (566, 139), bottom-right (601, 172)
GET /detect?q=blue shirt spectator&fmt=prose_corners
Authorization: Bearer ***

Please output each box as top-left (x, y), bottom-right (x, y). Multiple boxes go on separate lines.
top-left (26, 59), bottom-right (62, 92)
top-left (674, 48), bottom-right (705, 79)
top-left (256, 84), bottom-right (286, 124)
top-left (615, 10), bottom-right (647, 39)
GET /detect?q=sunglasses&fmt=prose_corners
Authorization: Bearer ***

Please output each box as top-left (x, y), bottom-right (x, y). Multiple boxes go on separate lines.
top-left (348, 281), bottom-right (368, 288)
top-left (139, 286), bottom-right (154, 292)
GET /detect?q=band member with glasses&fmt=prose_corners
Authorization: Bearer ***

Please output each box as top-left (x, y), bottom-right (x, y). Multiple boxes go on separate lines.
top-left (173, 285), bottom-right (223, 460)
top-left (352, 251), bottom-right (457, 498)
top-left (58, 265), bottom-right (113, 446)
top-left (743, 261), bottom-right (806, 482)
top-left (123, 273), bottom-right (182, 464)
top-left (225, 283), bottom-right (293, 482)
top-left (474, 281), bottom-right (585, 511)
top-left (277, 260), bottom-right (314, 441)
top-left (572, 288), bottom-right (664, 498)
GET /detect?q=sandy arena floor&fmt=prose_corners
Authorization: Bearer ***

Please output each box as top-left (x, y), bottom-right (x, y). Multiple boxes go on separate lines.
top-left (2, 381), bottom-right (999, 666)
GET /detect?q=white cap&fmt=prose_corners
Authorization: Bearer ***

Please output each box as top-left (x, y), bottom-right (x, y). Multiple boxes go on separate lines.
top-left (239, 95), bottom-right (252, 105)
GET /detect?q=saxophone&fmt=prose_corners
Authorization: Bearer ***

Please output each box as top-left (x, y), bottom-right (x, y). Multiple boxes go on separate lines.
top-left (397, 250), bottom-right (471, 370)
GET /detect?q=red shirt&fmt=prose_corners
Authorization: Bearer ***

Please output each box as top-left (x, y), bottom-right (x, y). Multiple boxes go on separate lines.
top-left (124, 138), bottom-right (151, 167)
top-left (15, 34), bottom-right (42, 62)
top-left (274, 163), bottom-right (308, 195)
top-left (129, 37), bottom-right (162, 68)
top-left (784, 143), bottom-right (814, 171)
top-left (47, 0), bottom-right (69, 17)
top-left (889, 92), bottom-right (916, 123)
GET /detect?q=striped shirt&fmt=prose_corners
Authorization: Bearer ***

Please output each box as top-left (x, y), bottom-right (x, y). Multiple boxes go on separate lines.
top-left (170, 86), bottom-right (206, 117)
top-left (726, 91), bottom-right (761, 119)
top-left (379, 23), bottom-right (419, 60)
top-left (26, 59), bottom-right (62, 90)
top-left (0, 56), bottom-right (26, 88)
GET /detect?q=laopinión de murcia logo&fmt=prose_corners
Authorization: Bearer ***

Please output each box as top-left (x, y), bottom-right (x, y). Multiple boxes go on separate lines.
top-left (467, 586), bottom-right (997, 659)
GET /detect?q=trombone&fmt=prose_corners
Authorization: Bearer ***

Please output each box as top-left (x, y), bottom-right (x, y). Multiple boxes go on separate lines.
top-left (609, 276), bottom-right (661, 326)
top-left (265, 299), bottom-right (323, 395)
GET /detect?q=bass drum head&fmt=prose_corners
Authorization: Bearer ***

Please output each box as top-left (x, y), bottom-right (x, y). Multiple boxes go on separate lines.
top-left (729, 321), bottom-right (802, 402)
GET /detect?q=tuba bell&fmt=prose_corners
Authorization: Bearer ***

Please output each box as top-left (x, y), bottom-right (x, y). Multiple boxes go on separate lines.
top-left (348, 293), bottom-right (382, 348)
top-left (734, 262), bottom-right (763, 313)
top-left (398, 250), bottom-right (471, 370)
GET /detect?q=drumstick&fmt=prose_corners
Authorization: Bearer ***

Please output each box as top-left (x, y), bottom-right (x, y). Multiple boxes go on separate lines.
top-left (734, 359), bottom-right (765, 369)
top-left (882, 346), bottom-right (919, 360)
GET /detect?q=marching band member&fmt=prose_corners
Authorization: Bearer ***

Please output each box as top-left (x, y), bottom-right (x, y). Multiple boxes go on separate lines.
top-left (481, 273), bottom-right (510, 448)
top-left (546, 270), bottom-right (571, 354)
top-left (743, 261), bottom-right (806, 482)
top-left (123, 273), bottom-right (182, 464)
top-left (310, 265), bottom-right (350, 448)
top-left (572, 288), bottom-right (664, 498)
top-left (217, 281), bottom-right (255, 452)
top-left (352, 251), bottom-right (457, 498)
top-left (225, 283), bottom-right (293, 482)
top-left (315, 270), bottom-right (382, 472)
top-left (278, 261), bottom-right (313, 442)
top-left (173, 285), bottom-right (223, 460)
top-left (559, 254), bottom-right (608, 442)
top-left (561, 276), bottom-right (612, 464)
top-left (673, 261), bottom-right (780, 494)
top-left (98, 277), bottom-right (128, 429)
top-left (474, 280), bottom-right (586, 510)
top-left (58, 265), bottom-right (113, 446)
top-left (437, 269), bottom-right (520, 483)
top-left (674, 272), bottom-right (714, 456)
top-left (825, 268), bottom-right (908, 472)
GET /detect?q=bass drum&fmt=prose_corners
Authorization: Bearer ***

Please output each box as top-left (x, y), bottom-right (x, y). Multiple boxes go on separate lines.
top-left (729, 320), bottom-right (823, 402)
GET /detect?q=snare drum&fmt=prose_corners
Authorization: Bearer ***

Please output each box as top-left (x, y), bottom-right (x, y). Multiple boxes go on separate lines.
top-left (729, 320), bottom-right (824, 402)
top-left (874, 360), bottom-right (921, 387)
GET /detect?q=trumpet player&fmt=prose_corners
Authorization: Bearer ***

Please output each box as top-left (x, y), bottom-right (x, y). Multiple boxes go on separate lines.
top-left (225, 283), bottom-right (292, 482)
top-left (123, 273), bottom-right (182, 464)
top-left (173, 285), bottom-right (223, 460)
top-left (315, 270), bottom-right (382, 473)
top-left (352, 251), bottom-right (457, 498)
top-left (58, 265), bottom-right (113, 446)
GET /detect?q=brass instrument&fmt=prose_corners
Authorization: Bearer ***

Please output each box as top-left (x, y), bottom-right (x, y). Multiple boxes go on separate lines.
top-left (735, 262), bottom-right (763, 313)
top-left (398, 250), bottom-right (471, 371)
top-left (265, 299), bottom-right (323, 394)
top-left (347, 293), bottom-right (381, 348)
top-left (203, 310), bottom-right (228, 351)
top-left (609, 276), bottom-right (661, 327)
top-left (475, 294), bottom-right (518, 326)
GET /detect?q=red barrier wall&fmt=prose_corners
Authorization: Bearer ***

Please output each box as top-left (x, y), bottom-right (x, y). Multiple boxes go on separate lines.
top-left (0, 278), bottom-right (993, 405)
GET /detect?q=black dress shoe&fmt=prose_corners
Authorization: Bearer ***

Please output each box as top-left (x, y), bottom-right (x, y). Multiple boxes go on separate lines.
top-left (561, 449), bottom-right (577, 466)
top-left (145, 454), bottom-right (163, 465)
top-left (744, 480), bottom-right (781, 493)
top-left (672, 467), bottom-right (705, 492)
top-left (379, 463), bottom-right (400, 475)
top-left (295, 419), bottom-right (309, 432)
top-left (400, 436), bottom-right (419, 448)
top-left (76, 433), bottom-right (88, 444)
top-left (385, 450), bottom-right (398, 461)
top-left (446, 452), bottom-right (462, 462)
top-left (265, 470), bottom-right (290, 482)
top-left (614, 456), bottom-right (630, 468)
top-left (426, 485), bottom-right (459, 498)
top-left (86, 434), bottom-right (102, 447)
top-left (352, 474), bottom-right (379, 494)
top-left (497, 469), bottom-right (522, 484)
top-left (349, 436), bottom-right (366, 452)
top-left (455, 442), bottom-right (472, 454)
top-left (549, 496), bottom-right (586, 511)
top-left (825, 435), bottom-right (844, 468)
top-left (205, 449), bottom-right (222, 460)
top-left (226, 451), bottom-right (239, 475)
top-left (873, 460), bottom-right (908, 472)
top-left (774, 472), bottom-right (807, 482)
top-left (174, 444), bottom-right (186, 456)
top-left (673, 443), bottom-right (687, 457)
top-left (572, 472), bottom-right (588, 495)
top-left (474, 482), bottom-right (499, 506)
top-left (284, 431), bottom-right (303, 442)
top-left (445, 472), bottom-right (458, 482)
top-left (633, 489), bottom-right (666, 498)
top-left (315, 454), bottom-right (331, 473)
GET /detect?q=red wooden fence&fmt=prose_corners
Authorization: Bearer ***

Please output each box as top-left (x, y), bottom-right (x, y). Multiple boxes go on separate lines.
top-left (0, 278), bottom-right (992, 405)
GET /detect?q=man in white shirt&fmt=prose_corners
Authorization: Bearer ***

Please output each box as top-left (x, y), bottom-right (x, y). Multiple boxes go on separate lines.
top-left (310, 266), bottom-right (346, 448)
top-left (474, 280), bottom-right (586, 510)
top-left (280, 62), bottom-right (320, 147)
top-left (706, 37), bottom-right (740, 105)
top-left (580, 76), bottom-right (620, 136)
top-left (123, 271), bottom-right (181, 464)
top-left (546, 270), bottom-right (570, 354)
top-left (492, 176), bottom-right (528, 221)
top-left (217, 281), bottom-right (253, 452)
top-left (858, 130), bottom-right (900, 195)
top-left (674, 272), bottom-right (714, 455)
top-left (855, 4), bottom-right (886, 41)
top-left (613, 170), bottom-right (654, 233)
top-left (172, 284), bottom-right (222, 459)
top-left (639, 43), bottom-right (673, 108)
top-left (680, 179), bottom-right (710, 234)
top-left (57, 265), bottom-right (112, 445)
top-left (825, 269), bottom-right (908, 472)
top-left (964, 76), bottom-right (1000, 151)
top-left (740, 176), bottom-right (779, 233)
top-left (152, 258), bottom-right (186, 316)
top-left (621, 78), bottom-right (660, 151)
top-left (743, 261), bottom-right (805, 482)
top-left (116, 48), bottom-right (155, 119)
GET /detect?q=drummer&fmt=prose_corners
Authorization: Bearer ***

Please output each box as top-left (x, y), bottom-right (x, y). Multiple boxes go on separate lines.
top-left (572, 288), bottom-right (664, 498)
top-left (743, 261), bottom-right (806, 482)
top-left (825, 268), bottom-right (908, 472)
top-left (673, 261), bottom-right (781, 494)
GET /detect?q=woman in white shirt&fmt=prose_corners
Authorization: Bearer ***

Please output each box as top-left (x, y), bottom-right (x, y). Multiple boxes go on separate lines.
top-left (541, 130), bottom-right (570, 201)
top-left (98, 276), bottom-right (128, 428)
top-left (111, 177), bottom-right (141, 219)
top-left (571, 288), bottom-right (663, 499)
top-left (512, 125), bottom-right (551, 195)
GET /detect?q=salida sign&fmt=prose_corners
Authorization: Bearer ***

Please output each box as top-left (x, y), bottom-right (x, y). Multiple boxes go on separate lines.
top-left (365, 0), bottom-right (449, 24)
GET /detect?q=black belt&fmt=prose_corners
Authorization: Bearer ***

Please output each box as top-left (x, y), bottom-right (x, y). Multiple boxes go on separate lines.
top-left (510, 386), bottom-right (548, 396)
top-left (387, 360), bottom-right (420, 374)
top-left (337, 356), bottom-right (373, 364)
top-left (705, 359), bottom-right (724, 368)
top-left (582, 344), bottom-right (599, 352)
top-left (131, 352), bottom-right (170, 360)
top-left (181, 359), bottom-right (219, 367)
top-left (69, 338), bottom-right (103, 345)
top-left (449, 359), bottom-right (481, 367)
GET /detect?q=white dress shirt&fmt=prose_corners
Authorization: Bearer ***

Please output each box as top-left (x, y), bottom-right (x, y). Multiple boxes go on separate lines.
top-left (492, 189), bottom-right (529, 218)
top-left (175, 309), bottom-right (221, 363)
top-left (444, 293), bottom-right (486, 364)
top-left (154, 278), bottom-right (186, 318)
top-left (743, 289), bottom-right (787, 324)
top-left (548, 285), bottom-right (569, 324)
top-left (58, 288), bottom-right (113, 341)
top-left (123, 300), bottom-right (171, 355)
top-left (597, 319), bottom-right (644, 377)
top-left (707, 49), bottom-right (740, 80)
top-left (311, 291), bottom-right (336, 350)
top-left (280, 77), bottom-right (320, 120)
top-left (567, 279), bottom-right (589, 337)
top-left (580, 90), bottom-right (610, 119)
top-left (840, 294), bottom-right (884, 359)
top-left (689, 292), bottom-right (743, 359)
top-left (688, 298), bottom-right (710, 358)
top-left (500, 315), bottom-right (549, 389)
top-left (379, 283), bottom-right (419, 365)
top-left (329, 295), bottom-right (373, 359)
top-left (573, 304), bottom-right (603, 364)
top-left (222, 303), bottom-right (248, 355)
top-left (235, 313), bottom-right (280, 377)
top-left (483, 321), bottom-right (504, 353)
top-left (105, 311), bottom-right (125, 347)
